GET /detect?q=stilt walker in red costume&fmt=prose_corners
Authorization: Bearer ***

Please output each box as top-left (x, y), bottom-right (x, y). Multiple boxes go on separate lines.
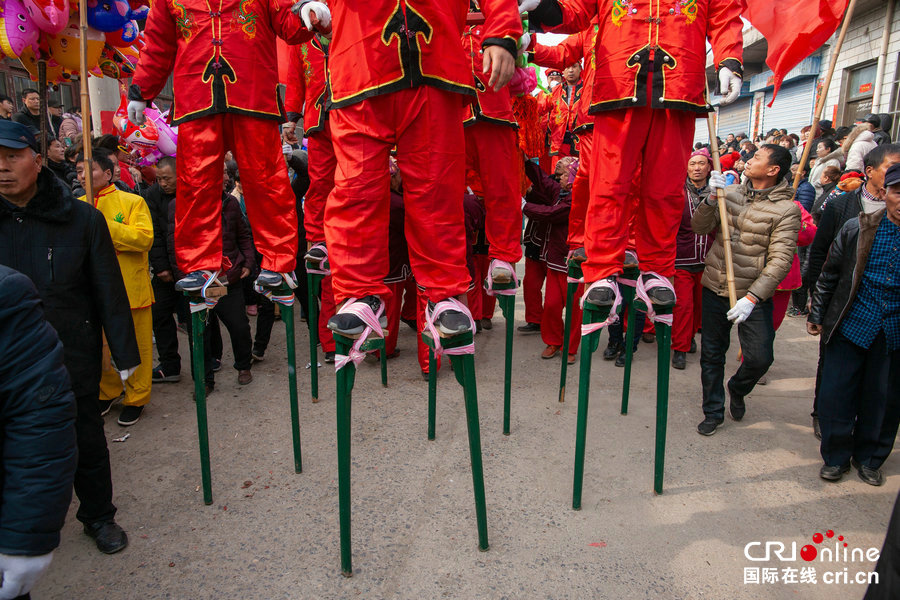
top-left (522, 0), bottom-right (743, 312)
top-left (462, 16), bottom-right (523, 292)
top-left (283, 36), bottom-right (337, 358)
top-left (296, 1), bottom-right (521, 340)
top-left (128, 0), bottom-right (315, 295)
top-left (537, 61), bottom-right (582, 171)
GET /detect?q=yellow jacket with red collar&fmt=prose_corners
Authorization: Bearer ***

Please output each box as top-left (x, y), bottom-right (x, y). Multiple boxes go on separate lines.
top-left (81, 185), bottom-right (154, 310)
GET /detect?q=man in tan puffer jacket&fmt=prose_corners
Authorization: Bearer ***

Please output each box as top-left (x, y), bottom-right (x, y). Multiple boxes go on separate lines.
top-left (691, 144), bottom-right (801, 436)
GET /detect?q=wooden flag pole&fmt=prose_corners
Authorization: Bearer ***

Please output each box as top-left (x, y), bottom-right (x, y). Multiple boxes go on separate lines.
top-left (705, 83), bottom-right (738, 307)
top-left (792, 0), bottom-right (859, 190)
top-left (78, 0), bottom-right (93, 200)
top-left (38, 61), bottom-right (48, 157)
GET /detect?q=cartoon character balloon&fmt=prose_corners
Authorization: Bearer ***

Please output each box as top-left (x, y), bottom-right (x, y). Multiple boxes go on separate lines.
top-left (112, 88), bottom-right (160, 149)
top-left (48, 14), bottom-right (105, 72)
top-left (87, 0), bottom-right (149, 32)
top-left (104, 19), bottom-right (139, 47)
top-left (18, 45), bottom-right (65, 82)
top-left (0, 0), bottom-right (40, 58)
top-left (22, 0), bottom-right (67, 34)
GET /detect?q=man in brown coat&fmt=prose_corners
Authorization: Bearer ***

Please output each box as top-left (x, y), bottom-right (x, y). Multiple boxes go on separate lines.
top-left (692, 144), bottom-right (801, 436)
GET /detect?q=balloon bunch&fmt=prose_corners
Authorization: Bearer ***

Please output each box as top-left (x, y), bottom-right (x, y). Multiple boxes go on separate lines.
top-left (111, 86), bottom-right (178, 167)
top-left (0, 0), bottom-right (149, 83)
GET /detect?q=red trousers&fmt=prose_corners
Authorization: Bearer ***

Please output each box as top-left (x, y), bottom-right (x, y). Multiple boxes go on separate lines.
top-left (465, 122), bottom-right (523, 263)
top-left (317, 274), bottom-right (336, 353)
top-left (523, 257), bottom-right (546, 325)
top-left (326, 86), bottom-right (469, 304)
top-left (583, 106), bottom-right (694, 281)
top-left (176, 114), bottom-right (297, 273)
top-left (772, 290), bottom-right (791, 332)
top-left (467, 254), bottom-right (497, 320)
top-left (400, 278), bottom-right (417, 322)
top-left (385, 280), bottom-right (405, 356)
top-left (568, 128), bottom-right (592, 249)
top-left (304, 124), bottom-right (336, 244)
top-left (541, 269), bottom-right (582, 353)
top-left (672, 269), bottom-right (703, 352)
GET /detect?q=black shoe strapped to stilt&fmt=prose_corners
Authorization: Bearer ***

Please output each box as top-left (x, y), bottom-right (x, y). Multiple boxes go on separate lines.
top-left (583, 277), bottom-right (619, 307)
top-left (639, 272), bottom-right (676, 306)
top-left (427, 300), bottom-right (472, 336)
top-left (327, 296), bottom-right (388, 336)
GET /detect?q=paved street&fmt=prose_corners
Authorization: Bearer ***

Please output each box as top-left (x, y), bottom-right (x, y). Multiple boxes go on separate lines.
top-left (37, 288), bottom-right (898, 599)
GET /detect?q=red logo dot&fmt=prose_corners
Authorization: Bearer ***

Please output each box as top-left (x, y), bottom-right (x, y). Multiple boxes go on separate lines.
top-left (812, 533), bottom-right (824, 544)
top-left (844, 543), bottom-right (848, 547)
top-left (801, 545), bottom-right (818, 561)
top-left (838, 535), bottom-right (844, 542)
top-left (826, 530), bottom-right (834, 538)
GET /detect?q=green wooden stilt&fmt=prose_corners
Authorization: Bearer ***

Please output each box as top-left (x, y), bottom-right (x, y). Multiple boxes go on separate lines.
top-left (331, 328), bottom-right (388, 576)
top-left (559, 259), bottom-right (582, 403)
top-left (281, 297), bottom-right (302, 474)
top-left (380, 347), bottom-right (388, 387)
top-left (572, 301), bottom-right (610, 511)
top-left (189, 305), bottom-right (213, 505)
top-left (653, 306), bottom-right (672, 494)
top-left (496, 287), bottom-right (515, 435)
top-left (422, 330), bottom-right (489, 551)
top-left (306, 270), bottom-right (323, 402)
top-left (427, 350), bottom-right (436, 440)
top-left (620, 265), bottom-right (640, 415)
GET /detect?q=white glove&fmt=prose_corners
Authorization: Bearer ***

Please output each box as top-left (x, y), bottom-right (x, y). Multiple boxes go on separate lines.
top-left (127, 100), bottom-right (147, 125)
top-left (718, 67), bottom-right (742, 105)
top-left (519, 0), bottom-right (541, 12)
top-left (293, 1), bottom-right (330, 31)
top-left (708, 170), bottom-right (727, 192)
top-left (0, 552), bottom-right (53, 600)
top-left (517, 32), bottom-right (531, 56)
top-left (118, 366), bottom-right (138, 382)
top-left (726, 296), bottom-right (756, 324)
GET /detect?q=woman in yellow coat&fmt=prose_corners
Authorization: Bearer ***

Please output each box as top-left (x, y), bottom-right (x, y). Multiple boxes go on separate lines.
top-left (77, 149), bottom-right (154, 426)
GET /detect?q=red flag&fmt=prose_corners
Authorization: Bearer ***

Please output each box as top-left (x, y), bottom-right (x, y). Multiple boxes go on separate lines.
top-left (742, 0), bottom-right (848, 106)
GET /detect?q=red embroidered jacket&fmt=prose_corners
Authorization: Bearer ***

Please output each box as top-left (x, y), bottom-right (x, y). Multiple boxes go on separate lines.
top-left (130, 0), bottom-right (313, 125)
top-left (284, 36), bottom-right (328, 136)
top-left (326, 0), bottom-right (521, 110)
top-left (529, 0), bottom-right (743, 114)
top-left (540, 78), bottom-right (582, 156)
top-left (461, 24), bottom-right (515, 129)
top-left (531, 18), bottom-right (598, 131)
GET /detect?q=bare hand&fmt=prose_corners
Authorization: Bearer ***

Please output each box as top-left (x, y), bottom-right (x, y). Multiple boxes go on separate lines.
top-left (806, 322), bottom-right (822, 336)
top-left (157, 270), bottom-right (174, 283)
top-left (483, 46), bottom-right (515, 92)
top-left (282, 123), bottom-right (299, 145)
top-left (240, 267), bottom-right (250, 279)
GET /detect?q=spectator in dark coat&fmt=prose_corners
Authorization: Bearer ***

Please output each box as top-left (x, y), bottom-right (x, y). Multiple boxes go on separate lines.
top-left (0, 121), bottom-right (138, 555)
top-left (10, 90), bottom-right (41, 134)
top-left (0, 265), bottom-right (77, 600)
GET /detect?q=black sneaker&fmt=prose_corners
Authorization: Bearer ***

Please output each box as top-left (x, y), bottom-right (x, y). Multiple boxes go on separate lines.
top-left (251, 349), bottom-right (265, 362)
top-left (614, 345), bottom-right (637, 367)
top-left (117, 405), bottom-right (144, 427)
top-left (193, 383), bottom-right (214, 402)
top-left (728, 382), bottom-right (745, 421)
top-left (255, 269), bottom-right (297, 290)
top-left (84, 520), bottom-right (128, 554)
top-left (327, 296), bottom-right (387, 335)
top-left (697, 417), bottom-right (723, 436)
top-left (151, 365), bottom-right (181, 383)
top-left (99, 398), bottom-right (114, 417)
top-left (481, 318), bottom-right (492, 330)
top-left (672, 351), bottom-right (686, 370)
top-left (517, 322), bottom-right (540, 334)
top-left (212, 358), bottom-right (222, 372)
top-left (324, 351), bottom-right (335, 363)
top-left (427, 300), bottom-right (472, 336)
top-left (852, 460), bottom-right (885, 486)
top-left (175, 270), bottom-right (219, 292)
top-left (401, 317), bottom-right (417, 331)
top-left (603, 341), bottom-right (621, 360)
top-left (640, 272), bottom-right (675, 306)
top-left (304, 243), bottom-right (327, 263)
top-left (819, 463), bottom-right (850, 482)
top-left (689, 338), bottom-right (697, 354)
top-left (584, 277), bottom-right (618, 307)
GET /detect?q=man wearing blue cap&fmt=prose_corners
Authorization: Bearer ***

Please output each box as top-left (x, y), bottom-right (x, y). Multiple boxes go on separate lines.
top-left (0, 120), bottom-right (139, 554)
top-left (809, 161), bottom-right (900, 486)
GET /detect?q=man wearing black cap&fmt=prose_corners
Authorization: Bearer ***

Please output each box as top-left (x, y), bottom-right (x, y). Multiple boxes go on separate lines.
top-left (808, 161), bottom-right (900, 486)
top-left (0, 120), bottom-right (139, 554)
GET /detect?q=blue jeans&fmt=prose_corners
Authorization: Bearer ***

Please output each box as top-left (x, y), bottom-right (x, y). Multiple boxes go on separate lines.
top-left (818, 331), bottom-right (900, 469)
top-left (700, 288), bottom-right (775, 420)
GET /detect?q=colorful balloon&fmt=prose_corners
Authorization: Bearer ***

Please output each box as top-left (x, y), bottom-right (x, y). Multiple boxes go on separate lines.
top-left (104, 19), bottom-right (139, 47)
top-left (86, 0), bottom-right (148, 33)
top-left (0, 0), bottom-right (40, 59)
top-left (112, 88), bottom-right (159, 150)
top-left (47, 14), bottom-right (105, 72)
top-left (17, 45), bottom-right (64, 82)
top-left (22, 0), bottom-right (67, 34)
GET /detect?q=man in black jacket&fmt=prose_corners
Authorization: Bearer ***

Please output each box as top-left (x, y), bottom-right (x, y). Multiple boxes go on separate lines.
top-left (808, 162), bottom-right (900, 486)
top-left (0, 265), bottom-right (77, 599)
top-left (0, 121), bottom-right (139, 555)
top-left (143, 157), bottom-right (184, 382)
top-left (804, 143), bottom-right (900, 437)
top-left (10, 90), bottom-right (41, 135)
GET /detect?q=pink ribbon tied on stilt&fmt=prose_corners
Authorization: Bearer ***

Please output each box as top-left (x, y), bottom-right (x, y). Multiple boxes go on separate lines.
top-left (188, 270), bottom-right (224, 312)
top-left (255, 272), bottom-right (298, 307)
top-left (635, 272), bottom-right (675, 326)
top-left (484, 259), bottom-right (519, 296)
top-left (424, 298), bottom-right (476, 357)
top-left (333, 298), bottom-right (385, 371)
top-left (305, 243), bottom-right (331, 276)
top-left (565, 250), bottom-right (585, 284)
top-left (579, 280), bottom-right (622, 336)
